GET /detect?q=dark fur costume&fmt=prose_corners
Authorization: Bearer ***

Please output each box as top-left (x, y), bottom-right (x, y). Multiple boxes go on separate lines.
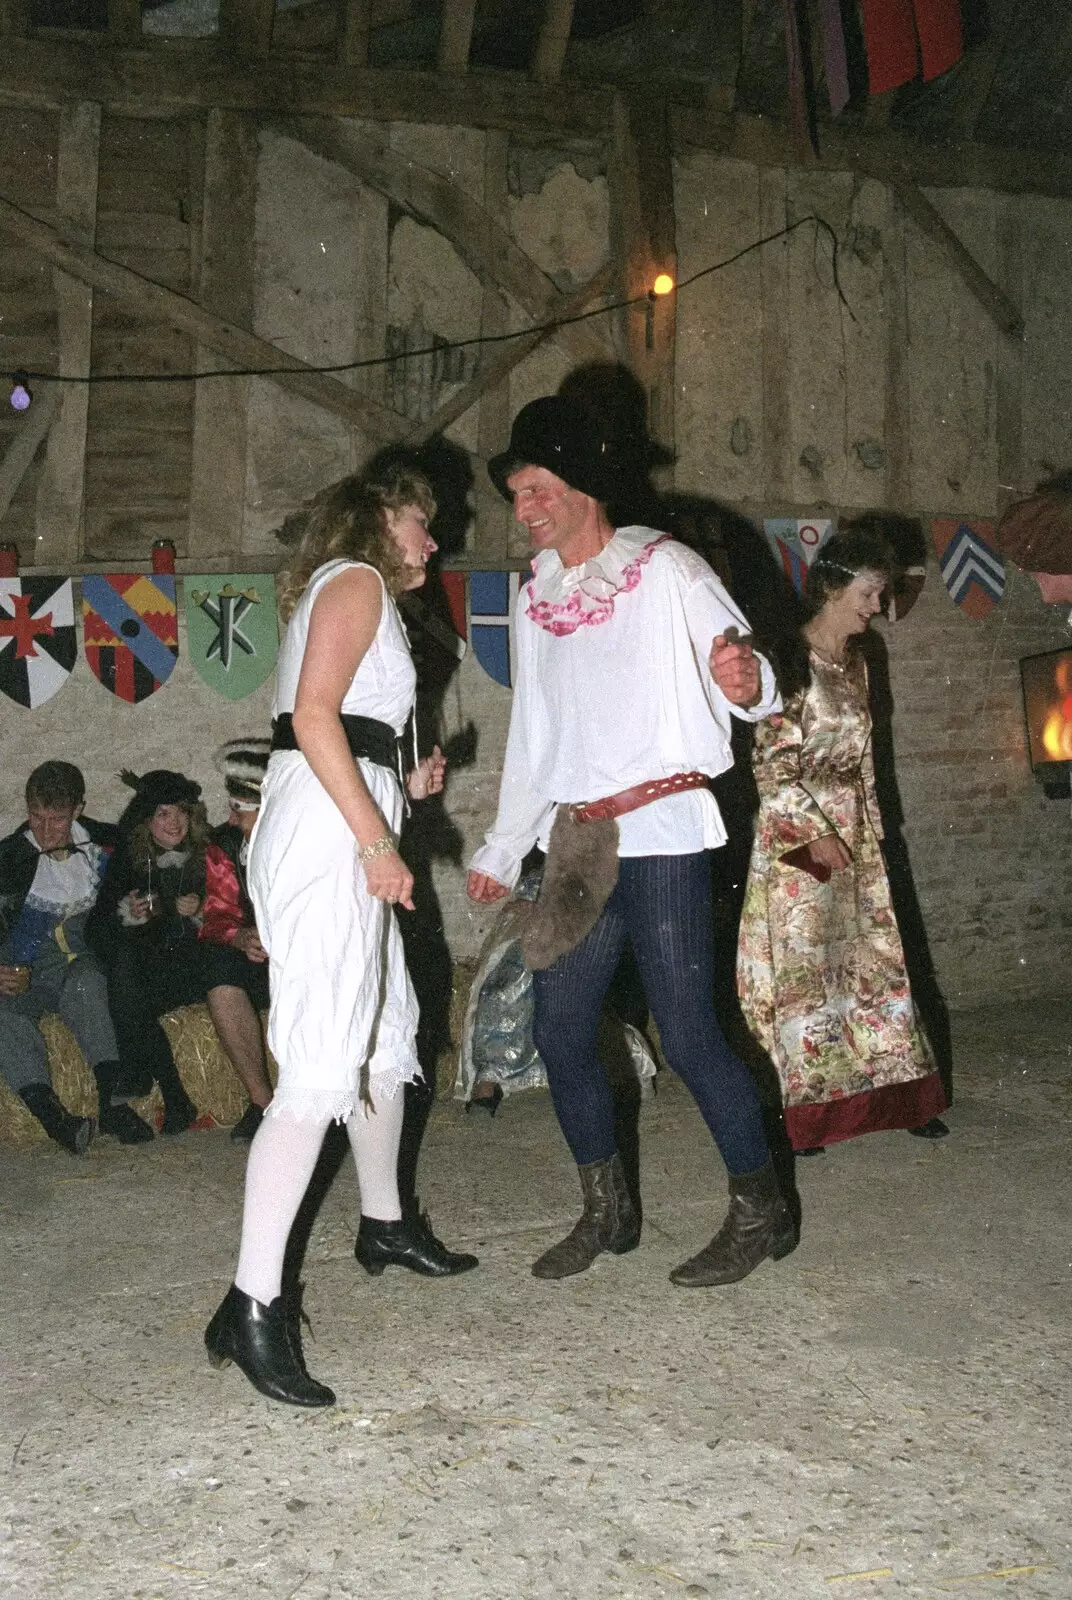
top-left (521, 810), bottom-right (620, 972)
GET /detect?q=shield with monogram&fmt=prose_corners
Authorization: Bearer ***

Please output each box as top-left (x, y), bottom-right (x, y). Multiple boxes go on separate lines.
top-left (0, 576), bottom-right (77, 708)
top-left (185, 574), bottom-right (279, 700)
top-left (82, 573), bottom-right (179, 702)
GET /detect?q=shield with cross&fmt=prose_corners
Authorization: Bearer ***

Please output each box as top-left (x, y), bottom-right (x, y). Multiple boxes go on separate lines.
top-left (185, 574), bottom-right (279, 700)
top-left (0, 577), bottom-right (77, 708)
top-left (82, 573), bottom-right (179, 703)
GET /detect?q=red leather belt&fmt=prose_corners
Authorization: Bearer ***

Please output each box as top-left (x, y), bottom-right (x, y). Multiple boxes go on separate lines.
top-left (568, 771), bottom-right (710, 823)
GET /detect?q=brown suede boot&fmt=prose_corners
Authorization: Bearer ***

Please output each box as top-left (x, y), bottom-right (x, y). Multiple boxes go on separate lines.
top-left (531, 1152), bottom-right (640, 1279)
top-left (669, 1162), bottom-right (797, 1287)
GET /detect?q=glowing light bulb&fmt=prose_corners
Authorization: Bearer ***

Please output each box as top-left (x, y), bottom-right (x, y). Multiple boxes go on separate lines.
top-left (9, 372), bottom-right (31, 411)
top-left (651, 273), bottom-right (675, 297)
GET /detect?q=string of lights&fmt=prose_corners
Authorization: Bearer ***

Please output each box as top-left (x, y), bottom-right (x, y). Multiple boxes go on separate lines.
top-left (7, 214), bottom-right (851, 406)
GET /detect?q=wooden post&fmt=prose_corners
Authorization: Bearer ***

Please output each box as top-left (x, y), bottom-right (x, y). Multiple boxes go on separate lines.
top-left (758, 165), bottom-right (792, 502)
top-left (0, 387), bottom-right (60, 528)
top-left (187, 109), bottom-right (258, 562)
top-left (218, 0), bottom-right (276, 57)
top-left (439, 0), bottom-right (478, 74)
top-left (34, 102), bottom-right (101, 567)
top-left (995, 200), bottom-right (1024, 514)
top-left (106, 0), bottom-right (142, 42)
top-left (609, 92), bottom-right (678, 466)
top-left (882, 185), bottom-right (912, 513)
top-left (338, 0), bottom-right (373, 66)
top-left (533, 0), bottom-right (575, 84)
top-left (474, 130), bottom-right (513, 559)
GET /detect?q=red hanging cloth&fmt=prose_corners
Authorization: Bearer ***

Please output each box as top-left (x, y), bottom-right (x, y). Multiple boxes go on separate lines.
top-left (859, 0), bottom-right (919, 94)
top-left (913, 0), bottom-right (963, 81)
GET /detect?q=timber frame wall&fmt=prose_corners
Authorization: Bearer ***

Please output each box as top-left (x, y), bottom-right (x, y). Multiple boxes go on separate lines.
top-left (0, 1), bottom-right (1066, 575)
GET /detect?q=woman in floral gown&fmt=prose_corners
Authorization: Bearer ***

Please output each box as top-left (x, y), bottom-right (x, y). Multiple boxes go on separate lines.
top-left (736, 528), bottom-right (947, 1152)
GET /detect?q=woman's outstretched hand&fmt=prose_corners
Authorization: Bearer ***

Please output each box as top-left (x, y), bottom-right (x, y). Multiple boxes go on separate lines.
top-left (363, 849), bottom-right (415, 911)
top-left (407, 744), bottom-right (447, 800)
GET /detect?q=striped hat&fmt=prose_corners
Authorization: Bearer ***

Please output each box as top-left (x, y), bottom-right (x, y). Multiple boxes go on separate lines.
top-left (213, 737), bottom-right (271, 810)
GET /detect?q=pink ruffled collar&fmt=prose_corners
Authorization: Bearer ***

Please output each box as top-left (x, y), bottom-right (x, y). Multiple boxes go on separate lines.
top-left (525, 527), bottom-right (670, 637)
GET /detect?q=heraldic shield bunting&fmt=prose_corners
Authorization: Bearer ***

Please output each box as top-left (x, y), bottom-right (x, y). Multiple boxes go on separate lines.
top-left (185, 574), bottom-right (279, 700)
top-left (82, 574), bottom-right (179, 702)
top-left (0, 577), bottom-right (77, 708)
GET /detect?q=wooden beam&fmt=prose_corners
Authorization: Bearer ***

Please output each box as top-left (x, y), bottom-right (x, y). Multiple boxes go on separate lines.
top-left (218, 0), bottom-right (276, 57)
top-left (873, 169), bottom-right (1024, 337)
top-left (609, 93), bottom-right (677, 460)
top-left (533, 0), bottom-right (575, 84)
top-left (107, 0), bottom-right (142, 43)
top-left (0, 387), bottom-right (60, 528)
top-left (474, 129), bottom-right (513, 560)
top-left (438, 0), bottom-right (478, 74)
top-left (34, 101), bottom-right (101, 567)
top-left (337, 0), bottom-right (373, 66)
top-left (187, 109), bottom-right (258, 561)
top-left (402, 263), bottom-right (615, 447)
top-left (0, 192), bottom-right (407, 444)
top-left (272, 117), bottom-right (611, 366)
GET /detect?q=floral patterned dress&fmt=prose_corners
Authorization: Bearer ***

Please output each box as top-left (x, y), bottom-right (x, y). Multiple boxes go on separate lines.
top-left (736, 647), bottom-right (946, 1148)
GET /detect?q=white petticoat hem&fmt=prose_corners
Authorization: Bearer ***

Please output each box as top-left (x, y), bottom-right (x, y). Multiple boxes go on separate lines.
top-left (265, 1062), bottom-right (423, 1125)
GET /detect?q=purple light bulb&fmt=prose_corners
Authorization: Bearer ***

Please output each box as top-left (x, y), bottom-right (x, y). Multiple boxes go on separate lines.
top-left (10, 375), bottom-right (31, 411)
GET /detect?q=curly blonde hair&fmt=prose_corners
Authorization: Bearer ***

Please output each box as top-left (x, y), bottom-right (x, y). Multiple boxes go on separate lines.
top-left (277, 466), bottom-right (437, 623)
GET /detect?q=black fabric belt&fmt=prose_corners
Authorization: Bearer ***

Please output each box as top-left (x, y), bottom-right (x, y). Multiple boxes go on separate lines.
top-left (270, 712), bottom-right (399, 771)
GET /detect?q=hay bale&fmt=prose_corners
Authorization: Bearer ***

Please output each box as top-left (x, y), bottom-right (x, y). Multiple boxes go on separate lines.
top-left (0, 1004), bottom-right (276, 1148)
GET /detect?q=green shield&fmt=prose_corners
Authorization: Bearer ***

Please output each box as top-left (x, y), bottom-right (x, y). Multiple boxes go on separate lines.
top-left (184, 574), bottom-right (279, 700)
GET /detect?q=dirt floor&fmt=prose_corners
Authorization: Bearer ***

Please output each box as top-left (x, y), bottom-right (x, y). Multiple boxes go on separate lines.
top-left (1, 998), bottom-right (1069, 1600)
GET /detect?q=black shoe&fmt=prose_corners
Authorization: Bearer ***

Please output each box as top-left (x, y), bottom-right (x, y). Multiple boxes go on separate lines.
top-left (531, 1152), bottom-right (641, 1280)
top-left (110, 1064), bottom-right (154, 1100)
top-left (161, 1091), bottom-right (199, 1136)
top-left (670, 1161), bottom-right (797, 1288)
top-left (19, 1083), bottom-right (92, 1156)
top-left (230, 1102), bottom-right (265, 1144)
top-left (355, 1208), bottom-right (479, 1278)
top-left (98, 1103), bottom-right (155, 1144)
top-left (465, 1085), bottom-right (503, 1117)
top-left (908, 1117), bottom-right (950, 1139)
top-left (205, 1284), bottom-right (334, 1407)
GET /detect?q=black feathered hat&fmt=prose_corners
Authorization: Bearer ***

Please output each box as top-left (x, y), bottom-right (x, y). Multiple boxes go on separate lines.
top-left (487, 396), bottom-right (620, 504)
top-left (117, 768), bottom-right (202, 833)
top-left (213, 737), bottom-right (271, 810)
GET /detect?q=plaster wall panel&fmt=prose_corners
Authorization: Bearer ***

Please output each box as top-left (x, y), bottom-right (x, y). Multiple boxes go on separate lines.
top-left (242, 129), bottom-right (371, 556)
top-left (1014, 193), bottom-right (1072, 486)
top-left (508, 161), bottom-right (610, 290)
top-left (904, 188), bottom-right (1000, 516)
top-left (784, 170), bottom-right (890, 510)
top-left (673, 153), bottom-right (764, 505)
top-left (386, 213), bottom-right (483, 456)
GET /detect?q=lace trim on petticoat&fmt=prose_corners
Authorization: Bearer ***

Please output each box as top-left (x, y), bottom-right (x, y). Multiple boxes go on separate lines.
top-left (265, 1062), bottom-right (423, 1125)
top-left (524, 533), bottom-right (670, 637)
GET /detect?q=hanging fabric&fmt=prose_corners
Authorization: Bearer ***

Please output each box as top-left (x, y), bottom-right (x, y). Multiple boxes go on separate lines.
top-left (816, 0), bottom-right (851, 115)
top-left (913, 0), bottom-right (964, 81)
top-left (859, 0), bottom-right (920, 94)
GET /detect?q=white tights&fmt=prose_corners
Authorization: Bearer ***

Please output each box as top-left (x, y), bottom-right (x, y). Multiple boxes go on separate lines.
top-left (234, 1081), bottom-right (405, 1307)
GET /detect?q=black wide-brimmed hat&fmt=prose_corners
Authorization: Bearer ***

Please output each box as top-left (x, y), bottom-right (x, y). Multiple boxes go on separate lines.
top-left (488, 396), bottom-right (619, 504)
top-left (117, 768), bottom-right (202, 833)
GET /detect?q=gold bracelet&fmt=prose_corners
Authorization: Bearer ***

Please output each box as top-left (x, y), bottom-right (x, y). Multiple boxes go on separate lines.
top-left (358, 835), bottom-right (396, 862)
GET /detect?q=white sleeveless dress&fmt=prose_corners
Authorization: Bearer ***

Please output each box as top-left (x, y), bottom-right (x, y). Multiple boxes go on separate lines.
top-left (249, 558), bottom-right (421, 1119)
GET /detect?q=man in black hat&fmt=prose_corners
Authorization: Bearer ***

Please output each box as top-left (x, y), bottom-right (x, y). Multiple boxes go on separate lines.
top-left (467, 396), bottom-right (795, 1288)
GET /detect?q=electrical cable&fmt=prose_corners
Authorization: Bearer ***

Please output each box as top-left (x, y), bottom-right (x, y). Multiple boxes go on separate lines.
top-left (7, 212), bottom-right (853, 390)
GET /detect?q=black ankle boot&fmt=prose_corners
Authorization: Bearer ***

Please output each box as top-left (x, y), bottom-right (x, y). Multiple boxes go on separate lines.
top-left (531, 1152), bottom-right (640, 1280)
top-left (204, 1284), bottom-right (335, 1407)
top-left (93, 1061), bottom-right (154, 1144)
top-left (355, 1207), bottom-right (479, 1278)
top-left (161, 1089), bottom-right (198, 1136)
top-left (19, 1083), bottom-right (92, 1156)
top-left (670, 1161), bottom-right (798, 1288)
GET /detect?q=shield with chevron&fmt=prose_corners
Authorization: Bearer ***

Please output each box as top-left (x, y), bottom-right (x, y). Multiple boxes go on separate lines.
top-left (82, 573), bottom-right (179, 702)
top-left (932, 520), bottom-right (1005, 618)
